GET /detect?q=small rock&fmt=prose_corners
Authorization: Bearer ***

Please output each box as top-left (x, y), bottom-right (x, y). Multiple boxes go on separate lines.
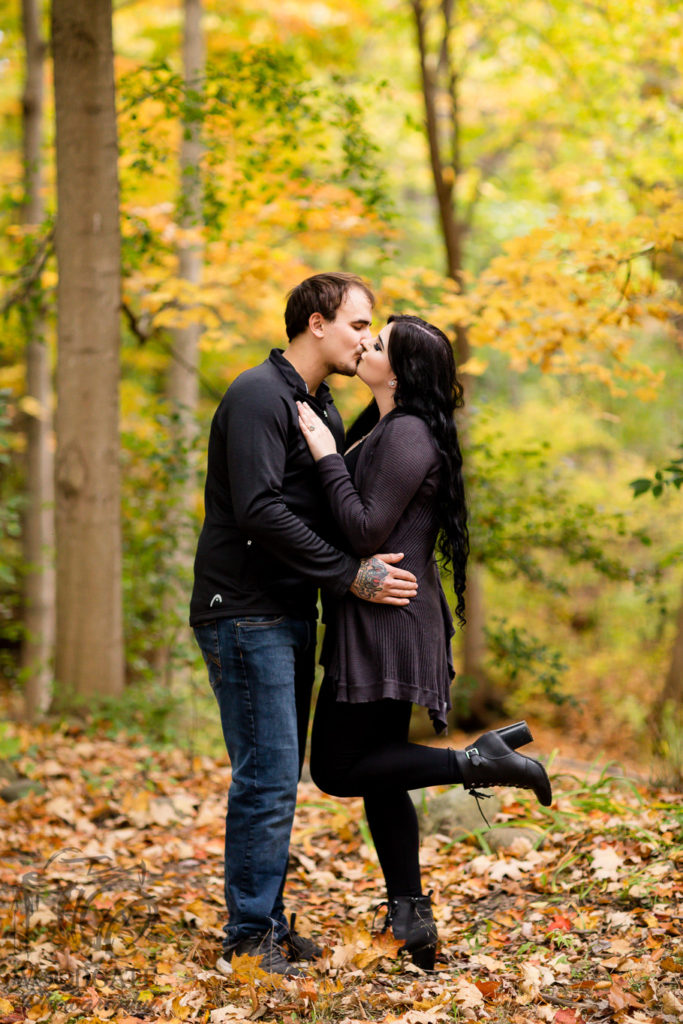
top-left (0, 779), bottom-right (46, 803)
top-left (484, 826), bottom-right (540, 854)
top-left (0, 759), bottom-right (19, 783)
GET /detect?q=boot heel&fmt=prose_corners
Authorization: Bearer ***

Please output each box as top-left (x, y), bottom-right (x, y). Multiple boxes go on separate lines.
top-left (409, 944), bottom-right (436, 970)
top-left (495, 721), bottom-right (533, 750)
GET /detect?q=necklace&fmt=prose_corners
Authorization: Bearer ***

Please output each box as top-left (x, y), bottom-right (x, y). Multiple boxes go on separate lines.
top-left (344, 428), bottom-right (375, 455)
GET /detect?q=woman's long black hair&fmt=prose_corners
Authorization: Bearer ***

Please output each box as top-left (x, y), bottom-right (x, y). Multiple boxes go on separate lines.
top-left (346, 314), bottom-right (469, 626)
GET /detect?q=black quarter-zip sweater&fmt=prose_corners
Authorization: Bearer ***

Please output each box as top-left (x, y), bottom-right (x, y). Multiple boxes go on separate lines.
top-left (190, 349), bottom-right (360, 625)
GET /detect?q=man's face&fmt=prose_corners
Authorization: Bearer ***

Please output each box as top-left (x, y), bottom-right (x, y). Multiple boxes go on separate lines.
top-left (319, 286), bottom-right (373, 377)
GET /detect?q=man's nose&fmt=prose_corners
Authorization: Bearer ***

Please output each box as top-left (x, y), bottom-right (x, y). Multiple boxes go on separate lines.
top-left (360, 333), bottom-right (372, 350)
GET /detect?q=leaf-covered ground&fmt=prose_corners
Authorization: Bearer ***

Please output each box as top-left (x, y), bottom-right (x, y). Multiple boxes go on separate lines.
top-left (1, 723), bottom-right (681, 1024)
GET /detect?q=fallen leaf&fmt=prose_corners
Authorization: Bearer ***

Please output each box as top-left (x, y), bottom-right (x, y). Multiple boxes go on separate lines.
top-left (554, 1011), bottom-right (582, 1024)
top-left (470, 952), bottom-right (505, 971)
top-left (547, 914), bottom-right (573, 932)
top-left (608, 981), bottom-right (642, 1011)
top-left (210, 1009), bottom-right (251, 1023)
top-left (27, 908), bottom-right (58, 928)
top-left (489, 858), bottom-right (526, 881)
top-left (520, 961), bottom-right (555, 1000)
top-left (474, 979), bottom-right (499, 998)
top-left (44, 795), bottom-right (79, 823)
top-left (451, 979), bottom-right (484, 1008)
top-left (468, 854), bottom-right (493, 876)
top-left (393, 1008), bottom-right (450, 1023)
top-left (661, 989), bottom-right (683, 1013)
top-left (608, 938), bottom-right (634, 954)
top-left (591, 846), bottom-right (624, 880)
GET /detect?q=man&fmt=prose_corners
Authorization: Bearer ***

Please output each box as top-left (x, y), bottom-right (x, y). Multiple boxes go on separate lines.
top-left (191, 273), bottom-right (417, 976)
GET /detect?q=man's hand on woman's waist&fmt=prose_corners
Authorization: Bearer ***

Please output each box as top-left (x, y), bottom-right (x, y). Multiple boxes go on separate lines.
top-left (350, 553), bottom-right (418, 605)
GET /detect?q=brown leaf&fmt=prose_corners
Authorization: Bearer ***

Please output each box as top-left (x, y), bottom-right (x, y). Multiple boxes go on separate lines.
top-left (451, 979), bottom-right (484, 1008)
top-left (661, 990), bottom-right (683, 1014)
top-left (554, 1011), bottom-right (583, 1024)
top-left (607, 981), bottom-right (642, 1011)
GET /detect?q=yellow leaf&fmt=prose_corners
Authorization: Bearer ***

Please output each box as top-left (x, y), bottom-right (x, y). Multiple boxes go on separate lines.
top-left (457, 356), bottom-right (488, 376)
top-left (18, 395), bottom-right (48, 420)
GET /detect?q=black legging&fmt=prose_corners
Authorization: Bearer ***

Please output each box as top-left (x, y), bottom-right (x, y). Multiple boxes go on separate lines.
top-left (310, 677), bottom-right (463, 899)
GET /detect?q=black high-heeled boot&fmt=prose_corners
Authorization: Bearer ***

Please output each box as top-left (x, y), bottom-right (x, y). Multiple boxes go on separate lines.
top-left (382, 893), bottom-right (438, 970)
top-left (456, 721), bottom-right (552, 806)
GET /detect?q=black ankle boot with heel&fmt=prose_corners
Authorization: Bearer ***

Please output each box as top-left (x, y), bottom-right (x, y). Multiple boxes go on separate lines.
top-left (381, 892), bottom-right (438, 970)
top-left (456, 720), bottom-right (552, 807)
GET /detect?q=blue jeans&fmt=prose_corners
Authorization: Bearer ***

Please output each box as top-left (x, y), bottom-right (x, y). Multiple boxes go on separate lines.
top-left (193, 615), bottom-right (316, 949)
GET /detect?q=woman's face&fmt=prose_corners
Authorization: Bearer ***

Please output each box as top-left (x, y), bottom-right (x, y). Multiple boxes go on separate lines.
top-left (357, 322), bottom-right (393, 389)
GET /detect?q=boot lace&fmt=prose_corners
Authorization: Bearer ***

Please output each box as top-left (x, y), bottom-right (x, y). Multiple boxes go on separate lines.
top-left (465, 786), bottom-right (494, 828)
top-left (372, 891), bottom-right (434, 934)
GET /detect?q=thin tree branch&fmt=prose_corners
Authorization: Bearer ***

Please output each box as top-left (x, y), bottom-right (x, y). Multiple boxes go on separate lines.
top-left (0, 228), bottom-right (54, 316)
top-left (121, 298), bottom-right (222, 401)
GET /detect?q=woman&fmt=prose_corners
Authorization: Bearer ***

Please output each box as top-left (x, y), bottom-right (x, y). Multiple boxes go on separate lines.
top-left (297, 314), bottom-right (551, 969)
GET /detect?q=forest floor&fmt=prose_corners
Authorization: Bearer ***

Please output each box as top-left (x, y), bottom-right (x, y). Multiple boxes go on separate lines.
top-left (0, 719), bottom-right (681, 1024)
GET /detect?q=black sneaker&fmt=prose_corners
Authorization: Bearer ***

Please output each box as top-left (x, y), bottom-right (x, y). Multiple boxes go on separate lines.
top-left (282, 913), bottom-right (323, 962)
top-left (218, 931), bottom-right (305, 977)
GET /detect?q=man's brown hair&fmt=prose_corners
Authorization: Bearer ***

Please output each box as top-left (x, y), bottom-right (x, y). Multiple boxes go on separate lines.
top-left (284, 272), bottom-right (375, 341)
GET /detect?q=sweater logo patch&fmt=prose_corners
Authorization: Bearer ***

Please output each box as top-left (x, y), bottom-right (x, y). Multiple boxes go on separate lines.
top-left (210, 594), bottom-right (223, 607)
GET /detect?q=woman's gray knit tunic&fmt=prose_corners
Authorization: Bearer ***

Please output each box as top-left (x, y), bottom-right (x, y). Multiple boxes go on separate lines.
top-left (317, 410), bottom-right (455, 733)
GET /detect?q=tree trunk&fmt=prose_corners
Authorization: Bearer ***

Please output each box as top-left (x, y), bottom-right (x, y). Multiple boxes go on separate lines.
top-left (154, 0), bottom-right (204, 686)
top-left (650, 580), bottom-right (683, 777)
top-left (411, 0), bottom-right (495, 722)
top-left (169, 0), bottom-right (203, 422)
top-left (52, 0), bottom-right (123, 699)
top-left (21, 0), bottom-right (55, 719)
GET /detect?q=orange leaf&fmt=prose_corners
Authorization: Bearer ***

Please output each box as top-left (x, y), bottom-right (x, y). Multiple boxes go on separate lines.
top-left (547, 914), bottom-right (573, 932)
top-left (474, 979), bottom-right (499, 998)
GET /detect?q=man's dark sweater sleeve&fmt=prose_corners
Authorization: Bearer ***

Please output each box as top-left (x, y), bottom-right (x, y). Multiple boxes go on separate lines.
top-left (225, 378), bottom-right (358, 597)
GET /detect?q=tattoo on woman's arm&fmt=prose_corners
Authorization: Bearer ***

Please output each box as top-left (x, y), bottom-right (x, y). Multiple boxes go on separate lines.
top-left (351, 557), bottom-right (388, 600)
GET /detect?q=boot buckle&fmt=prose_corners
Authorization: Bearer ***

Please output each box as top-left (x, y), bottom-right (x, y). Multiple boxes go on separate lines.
top-left (465, 746), bottom-right (478, 759)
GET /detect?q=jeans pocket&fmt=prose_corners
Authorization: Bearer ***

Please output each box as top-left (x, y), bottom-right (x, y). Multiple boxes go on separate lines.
top-left (235, 615), bottom-right (286, 629)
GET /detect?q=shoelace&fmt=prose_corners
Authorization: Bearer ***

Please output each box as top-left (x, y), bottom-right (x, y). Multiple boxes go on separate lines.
top-left (372, 891), bottom-right (434, 933)
top-left (372, 899), bottom-right (391, 933)
top-left (465, 786), bottom-right (494, 828)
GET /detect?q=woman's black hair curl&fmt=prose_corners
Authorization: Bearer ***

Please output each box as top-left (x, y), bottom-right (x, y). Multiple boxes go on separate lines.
top-left (348, 315), bottom-right (469, 626)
